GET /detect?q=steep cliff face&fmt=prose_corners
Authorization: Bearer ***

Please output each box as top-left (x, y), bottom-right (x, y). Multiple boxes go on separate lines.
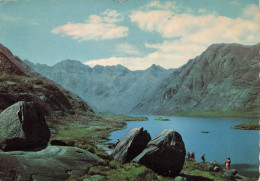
top-left (26, 60), bottom-right (172, 113)
top-left (0, 44), bottom-right (94, 119)
top-left (132, 43), bottom-right (260, 115)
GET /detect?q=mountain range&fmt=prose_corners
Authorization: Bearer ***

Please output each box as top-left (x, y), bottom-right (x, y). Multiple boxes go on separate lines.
top-left (24, 43), bottom-right (260, 116)
top-left (25, 60), bottom-right (173, 113)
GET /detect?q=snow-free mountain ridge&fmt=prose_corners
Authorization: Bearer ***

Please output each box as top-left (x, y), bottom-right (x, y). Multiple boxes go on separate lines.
top-left (25, 60), bottom-right (173, 113)
top-left (25, 43), bottom-right (260, 116)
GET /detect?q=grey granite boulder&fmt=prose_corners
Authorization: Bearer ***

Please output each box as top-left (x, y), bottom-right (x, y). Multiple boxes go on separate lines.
top-left (0, 146), bottom-right (104, 181)
top-left (111, 127), bottom-right (151, 163)
top-left (134, 129), bottom-right (186, 177)
top-left (0, 101), bottom-right (50, 151)
top-left (222, 169), bottom-right (237, 179)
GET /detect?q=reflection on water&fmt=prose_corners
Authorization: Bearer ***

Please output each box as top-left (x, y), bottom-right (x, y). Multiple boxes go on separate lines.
top-left (108, 115), bottom-right (259, 177)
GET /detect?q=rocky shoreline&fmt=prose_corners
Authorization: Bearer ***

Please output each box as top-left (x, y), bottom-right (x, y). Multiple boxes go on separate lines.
top-left (0, 101), bottom-right (257, 180)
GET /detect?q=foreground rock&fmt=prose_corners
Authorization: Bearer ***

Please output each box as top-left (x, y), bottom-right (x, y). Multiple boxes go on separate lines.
top-left (111, 127), bottom-right (151, 164)
top-left (0, 101), bottom-right (50, 151)
top-left (222, 169), bottom-right (249, 180)
top-left (134, 129), bottom-right (186, 177)
top-left (0, 146), bottom-right (104, 181)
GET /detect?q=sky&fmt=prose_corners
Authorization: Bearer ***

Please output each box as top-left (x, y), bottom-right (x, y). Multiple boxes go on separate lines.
top-left (0, 0), bottom-right (259, 70)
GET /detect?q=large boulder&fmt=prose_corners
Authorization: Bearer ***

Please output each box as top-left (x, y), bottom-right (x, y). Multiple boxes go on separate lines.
top-left (111, 127), bottom-right (151, 164)
top-left (134, 129), bottom-right (186, 177)
top-left (0, 146), bottom-right (104, 180)
top-left (0, 101), bottom-right (50, 151)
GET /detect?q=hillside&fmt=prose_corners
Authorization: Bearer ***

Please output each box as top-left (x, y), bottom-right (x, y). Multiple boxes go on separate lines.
top-left (132, 43), bottom-right (260, 116)
top-left (25, 60), bottom-right (173, 113)
top-left (0, 43), bottom-right (94, 121)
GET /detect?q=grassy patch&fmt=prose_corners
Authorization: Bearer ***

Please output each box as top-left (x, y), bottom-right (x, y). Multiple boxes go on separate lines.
top-left (181, 159), bottom-right (225, 181)
top-left (173, 109), bottom-right (260, 118)
top-left (182, 159), bottom-right (258, 181)
top-left (70, 160), bottom-right (173, 181)
top-left (100, 114), bottom-right (148, 121)
top-left (155, 116), bottom-right (170, 121)
top-left (49, 114), bottom-right (149, 159)
top-left (232, 121), bottom-right (260, 130)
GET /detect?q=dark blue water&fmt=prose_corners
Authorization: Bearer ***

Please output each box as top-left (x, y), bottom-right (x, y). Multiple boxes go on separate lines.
top-left (108, 115), bottom-right (259, 177)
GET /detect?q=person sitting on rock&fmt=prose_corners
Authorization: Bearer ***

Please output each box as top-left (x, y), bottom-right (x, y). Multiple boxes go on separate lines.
top-left (201, 154), bottom-right (205, 163)
top-left (115, 138), bottom-right (120, 147)
top-left (225, 158), bottom-right (231, 170)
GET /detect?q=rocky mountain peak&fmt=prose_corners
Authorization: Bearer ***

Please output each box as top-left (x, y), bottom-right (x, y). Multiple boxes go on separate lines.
top-left (147, 64), bottom-right (165, 71)
top-left (53, 59), bottom-right (92, 72)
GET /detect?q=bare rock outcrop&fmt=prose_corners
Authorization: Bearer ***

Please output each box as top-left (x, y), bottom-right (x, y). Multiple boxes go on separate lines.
top-left (111, 127), bottom-right (151, 164)
top-left (134, 129), bottom-right (186, 177)
top-left (0, 101), bottom-right (50, 151)
top-left (0, 146), bottom-right (104, 180)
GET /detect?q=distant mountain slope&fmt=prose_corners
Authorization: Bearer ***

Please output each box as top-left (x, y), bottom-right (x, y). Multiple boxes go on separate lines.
top-left (25, 60), bottom-right (173, 113)
top-left (0, 43), bottom-right (94, 120)
top-left (132, 43), bottom-right (260, 116)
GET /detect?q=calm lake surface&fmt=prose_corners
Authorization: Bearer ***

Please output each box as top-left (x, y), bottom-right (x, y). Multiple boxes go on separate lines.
top-left (108, 115), bottom-right (259, 177)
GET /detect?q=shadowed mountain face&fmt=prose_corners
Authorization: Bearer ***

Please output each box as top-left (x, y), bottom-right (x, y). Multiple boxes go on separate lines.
top-left (132, 43), bottom-right (260, 115)
top-left (25, 60), bottom-right (173, 113)
top-left (0, 43), bottom-right (94, 119)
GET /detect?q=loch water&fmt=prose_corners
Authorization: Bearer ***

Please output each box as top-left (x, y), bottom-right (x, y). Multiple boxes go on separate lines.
top-left (108, 115), bottom-right (259, 177)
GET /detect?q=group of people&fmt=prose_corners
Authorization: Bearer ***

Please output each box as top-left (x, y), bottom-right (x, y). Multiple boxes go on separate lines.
top-left (187, 151), bottom-right (232, 170)
top-left (187, 151), bottom-right (195, 160)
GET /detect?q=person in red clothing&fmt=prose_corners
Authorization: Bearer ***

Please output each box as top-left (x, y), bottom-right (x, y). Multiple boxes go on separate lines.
top-left (191, 151), bottom-right (195, 160)
top-left (187, 152), bottom-right (191, 159)
top-left (225, 158), bottom-right (231, 170)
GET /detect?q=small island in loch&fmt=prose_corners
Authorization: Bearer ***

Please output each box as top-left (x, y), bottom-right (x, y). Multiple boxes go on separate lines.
top-left (155, 117), bottom-right (170, 121)
top-left (232, 121), bottom-right (260, 130)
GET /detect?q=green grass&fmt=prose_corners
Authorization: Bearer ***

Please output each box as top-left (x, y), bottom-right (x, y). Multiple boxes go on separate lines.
top-left (181, 159), bottom-right (226, 181)
top-left (100, 114), bottom-right (148, 121)
top-left (155, 116), bottom-right (170, 121)
top-left (173, 109), bottom-right (260, 118)
top-left (70, 160), bottom-right (173, 181)
top-left (182, 159), bottom-right (258, 181)
top-left (232, 121), bottom-right (260, 130)
top-left (49, 114), bottom-right (148, 159)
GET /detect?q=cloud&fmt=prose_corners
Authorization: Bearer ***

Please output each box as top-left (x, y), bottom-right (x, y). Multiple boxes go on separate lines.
top-left (127, 3), bottom-right (260, 69)
top-left (130, 10), bottom-right (259, 44)
top-left (84, 2), bottom-right (259, 70)
top-left (84, 50), bottom-right (192, 71)
top-left (84, 57), bottom-right (146, 70)
top-left (147, 1), bottom-right (177, 10)
top-left (130, 10), bottom-right (173, 32)
top-left (85, 3), bottom-right (259, 71)
top-left (116, 43), bottom-right (141, 55)
top-left (52, 9), bottom-right (128, 41)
